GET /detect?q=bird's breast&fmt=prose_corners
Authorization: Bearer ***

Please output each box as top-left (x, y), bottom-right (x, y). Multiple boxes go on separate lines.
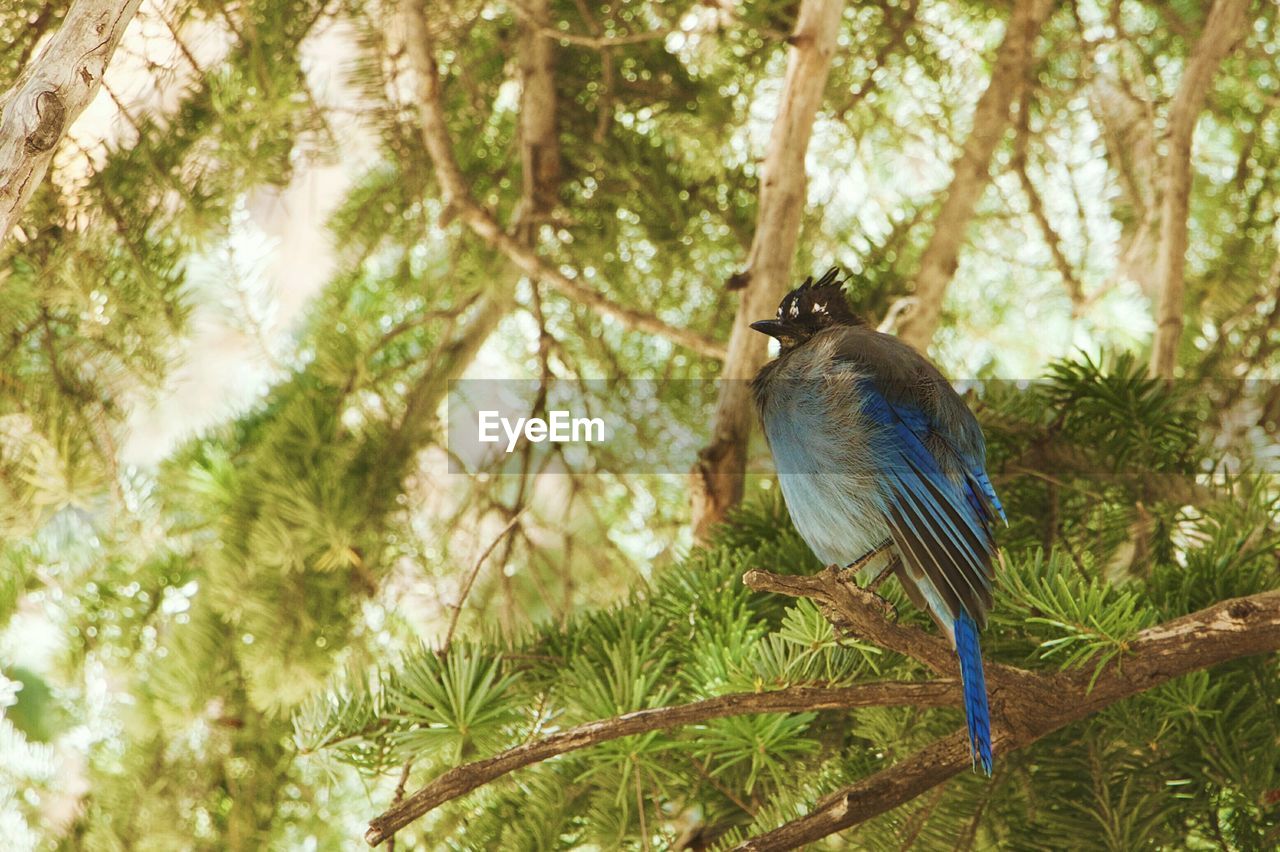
top-left (758, 368), bottom-right (892, 567)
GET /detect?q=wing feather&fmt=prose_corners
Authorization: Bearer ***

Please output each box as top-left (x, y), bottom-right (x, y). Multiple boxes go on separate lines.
top-left (857, 379), bottom-right (998, 626)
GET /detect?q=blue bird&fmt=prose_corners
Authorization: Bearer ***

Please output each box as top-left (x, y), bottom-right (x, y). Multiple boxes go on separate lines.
top-left (750, 268), bottom-right (1005, 774)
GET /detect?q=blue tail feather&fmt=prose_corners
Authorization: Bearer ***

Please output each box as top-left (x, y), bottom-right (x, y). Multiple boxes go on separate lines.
top-left (953, 612), bottom-right (993, 775)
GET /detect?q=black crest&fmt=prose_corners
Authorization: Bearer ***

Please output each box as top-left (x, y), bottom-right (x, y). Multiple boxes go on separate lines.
top-left (775, 267), bottom-right (860, 326)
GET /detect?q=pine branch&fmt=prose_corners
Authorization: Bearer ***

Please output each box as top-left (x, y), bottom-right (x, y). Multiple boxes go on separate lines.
top-left (743, 567), bottom-right (957, 675)
top-left (363, 681), bottom-right (961, 845)
top-left (0, 0), bottom-right (144, 244)
top-left (732, 587), bottom-right (1280, 850)
top-left (399, 0), bottom-right (725, 360)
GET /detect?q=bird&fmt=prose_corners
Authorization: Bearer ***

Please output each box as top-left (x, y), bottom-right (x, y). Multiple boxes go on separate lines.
top-left (750, 267), bottom-right (1005, 775)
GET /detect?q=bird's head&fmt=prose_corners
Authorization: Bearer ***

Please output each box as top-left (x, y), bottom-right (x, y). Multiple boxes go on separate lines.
top-left (750, 267), bottom-right (863, 352)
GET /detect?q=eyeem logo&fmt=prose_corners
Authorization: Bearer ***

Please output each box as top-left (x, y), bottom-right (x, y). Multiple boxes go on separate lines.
top-left (478, 410), bottom-right (607, 453)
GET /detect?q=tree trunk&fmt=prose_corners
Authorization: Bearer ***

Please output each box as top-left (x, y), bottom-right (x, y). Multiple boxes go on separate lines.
top-left (689, 0), bottom-right (845, 540)
top-left (1149, 0), bottom-right (1250, 379)
top-left (895, 0), bottom-right (1056, 352)
top-left (0, 0), bottom-right (143, 245)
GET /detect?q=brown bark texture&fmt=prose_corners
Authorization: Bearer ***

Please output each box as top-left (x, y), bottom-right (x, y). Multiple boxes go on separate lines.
top-left (731, 568), bottom-right (1280, 850)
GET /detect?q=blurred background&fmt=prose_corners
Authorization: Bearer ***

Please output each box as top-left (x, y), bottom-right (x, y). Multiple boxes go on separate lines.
top-left (1, 0), bottom-right (1278, 848)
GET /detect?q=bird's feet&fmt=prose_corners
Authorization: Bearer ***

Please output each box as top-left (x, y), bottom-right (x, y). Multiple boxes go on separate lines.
top-left (829, 563), bottom-right (898, 623)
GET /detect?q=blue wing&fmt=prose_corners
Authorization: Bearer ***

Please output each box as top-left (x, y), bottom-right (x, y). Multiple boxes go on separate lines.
top-left (857, 378), bottom-right (998, 626)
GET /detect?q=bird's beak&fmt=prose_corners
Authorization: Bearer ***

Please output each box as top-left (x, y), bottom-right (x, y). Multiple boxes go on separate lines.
top-left (750, 320), bottom-right (788, 339)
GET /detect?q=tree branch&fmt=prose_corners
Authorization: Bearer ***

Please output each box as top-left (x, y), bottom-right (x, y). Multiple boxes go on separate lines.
top-left (896, 0), bottom-right (1056, 351)
top-left (731, 586), bottom-right (1280, 850)
top-left (400, 0), bottom-right (725, 360)
top-left (0, 0), bottom-right (144, 245)
top-left (690, 0), bottom-right (845, 538)
top-left (1149, 0), bottom-right (1250, 379)
top-left (363, 680), bottom-right (961, 845)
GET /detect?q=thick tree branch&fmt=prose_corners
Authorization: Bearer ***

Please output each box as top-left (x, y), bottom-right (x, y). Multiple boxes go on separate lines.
top-left (896, 0), bottom-right (1056, 351)
top-left (732, 583), bottom-right (1280, 850)
top-left (363, 681), bottom-right (961, 845)
top-left (400, 1), bottom-right (725, 360)
top-left (690, 0), bottom-right (844, 538)
top-left (1149, 0), bottom-right (1250, 379)
top-left (0, 0), bottom-right (143, 245)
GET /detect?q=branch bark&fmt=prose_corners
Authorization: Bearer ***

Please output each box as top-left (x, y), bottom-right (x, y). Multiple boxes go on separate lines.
top-left (0, 0), bottom-right (143, 245)
top-left (364, 680), bottom-right (961, 845)
top-left (401, 0), bottom-right (725, 360)
top-left (731, 575), bottom-right (1280, 851)
top-left (1148, 0), bottom-right (1250, 379)
top-left (689, 0), bottom-right (844, 539)
top-left (896, 0), bottom-right (1056, 351)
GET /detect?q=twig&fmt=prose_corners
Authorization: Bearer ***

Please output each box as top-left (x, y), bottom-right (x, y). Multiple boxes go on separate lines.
top-left (1012, 88), bottom-right (1087, 313)
top-left (439, 510), bottom-right (526, 657)
top-left (363, 681), bottom-right (961, 844)
top-left (897, 782), bottom-right (947, 851)
top-left (385, 759), bottom-right (413, 852)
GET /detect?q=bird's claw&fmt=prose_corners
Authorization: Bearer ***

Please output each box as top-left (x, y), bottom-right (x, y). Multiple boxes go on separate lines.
top-left (830, 564), bottom-right (899, 622)
top-left (863, 588), bottom-right (898, 622)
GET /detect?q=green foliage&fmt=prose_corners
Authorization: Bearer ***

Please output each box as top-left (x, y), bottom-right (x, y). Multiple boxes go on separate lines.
top-left (4, 0), bottom-right (1280, 848)
top-left (388, 646), bottom-right (523, 764)
top-left (997, 549), bottom-right (1158, 676)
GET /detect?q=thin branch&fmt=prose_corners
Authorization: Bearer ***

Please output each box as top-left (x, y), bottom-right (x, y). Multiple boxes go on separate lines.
top-left (399, 1), bottom-right (725, 360)
top-left (731, 587), bottom-right (1280, 850)
top-left (385, 759), bottom-right (414, 852)
top-left (439, 510), bottom-right (526, 657)
top-left (363, 681), bottom-right (961, 844)
top-left (1012, 88), bottom-right (1087, 313)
